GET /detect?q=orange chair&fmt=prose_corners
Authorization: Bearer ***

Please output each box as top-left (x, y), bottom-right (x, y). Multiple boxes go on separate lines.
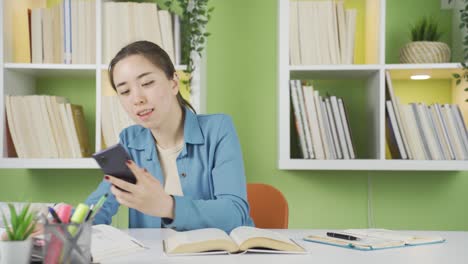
top-left (246, 183), bottom-right (289, 229)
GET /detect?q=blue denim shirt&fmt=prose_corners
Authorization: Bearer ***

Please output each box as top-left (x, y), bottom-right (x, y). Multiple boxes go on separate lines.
top-left (85, 109), bottom-right (254, 232)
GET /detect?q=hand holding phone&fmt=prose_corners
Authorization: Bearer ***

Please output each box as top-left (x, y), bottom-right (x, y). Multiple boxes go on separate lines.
top-left (92, 143), bottom-right (137, 185)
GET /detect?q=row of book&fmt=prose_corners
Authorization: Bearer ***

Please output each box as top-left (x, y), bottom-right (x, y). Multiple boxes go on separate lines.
top-left (5, 95), bottom-right (90, 159)
top-left (101, 96), bottom-right (134, 148)
top-left (289, 0), bottom-right (357, 65)
top-left (290, 80), bottom-right (356, 160)
top-left (103, 1), bottom-right (178, 65)
top-left (385, 71), bottom-right (468, 160)
top-left (30, 0), bottom-right (96, 64)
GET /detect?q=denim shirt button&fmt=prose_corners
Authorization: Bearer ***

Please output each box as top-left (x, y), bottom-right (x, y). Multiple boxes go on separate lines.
top-left (181, 172), bottom-right (186, 177)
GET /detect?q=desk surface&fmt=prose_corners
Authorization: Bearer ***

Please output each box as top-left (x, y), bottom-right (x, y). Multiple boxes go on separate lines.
top-left (103, 229), bottom-right (467, 264)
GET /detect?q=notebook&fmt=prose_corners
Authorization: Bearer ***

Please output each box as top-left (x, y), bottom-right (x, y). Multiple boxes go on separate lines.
top-left (304, 229), bottom-right (445, 251)
top-left (91, 224), bottom-right (146, 262)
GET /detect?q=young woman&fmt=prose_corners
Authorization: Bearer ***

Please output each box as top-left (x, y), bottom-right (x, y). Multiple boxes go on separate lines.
top-left (85, 41), bottom-right (253, 232)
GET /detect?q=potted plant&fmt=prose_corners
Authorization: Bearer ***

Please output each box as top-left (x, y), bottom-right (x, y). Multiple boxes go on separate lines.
top-left (400, 16), bottom-right (451, 63)
top-left (0, 203), bottom-right (37, 264)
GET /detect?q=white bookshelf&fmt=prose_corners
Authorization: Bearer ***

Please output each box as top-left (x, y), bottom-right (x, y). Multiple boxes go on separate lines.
top-left (278, 0), bottom-right (468, 171)
top-left (0, 0), bottom-right (205, 169)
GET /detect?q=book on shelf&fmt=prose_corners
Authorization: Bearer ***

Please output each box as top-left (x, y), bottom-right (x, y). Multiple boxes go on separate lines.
top-left (289, 80), bottom-right (357, 160)
top-left (304, 229), bottom-right (445, 251)
top-left (330, 95), bottom-right (350, 159)
top-left (385, 101), bottom-right (406, 159)
top-left (338, 97), bottom-right (355, 159)
top-left (163, 226), bottom-right (306, 255)
top-left (431, 104), bottom-right (455, 160)
top-left (303, 84), bottom-right (324, 159)
top-left (296, 81), bottom-right (314, 159)
top-left (291, 0), bottom-right (356, 65)
top-left (441, 104), bottom-right (467, 160)
top-left (5, 95), bottom-right (90, 158)
top-left (289, 80), bottom-right (310, 159)
top-left (102, 1), bottom-right (177, 65)
top-left (324, 97), bottom-right (342, 159)
top-left (400, 104), bottom-right (426, 160)
top-left (385, 71), bottom-right (410, 159)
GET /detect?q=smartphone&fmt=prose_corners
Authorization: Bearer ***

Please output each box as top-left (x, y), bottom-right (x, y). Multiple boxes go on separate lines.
top-left (92, 143), bottom-right (137, 185)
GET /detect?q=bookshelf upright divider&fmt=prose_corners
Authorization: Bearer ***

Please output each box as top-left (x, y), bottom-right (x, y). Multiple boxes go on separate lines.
top-left (278, 0), bottom-right (468, 171)
top-left (0, 0), bottom-right (203, 168)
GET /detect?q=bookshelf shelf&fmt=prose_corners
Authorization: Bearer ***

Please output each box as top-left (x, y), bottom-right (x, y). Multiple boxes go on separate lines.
top-left (278, 0), bottom-right (467, 171)
top-left (0, 158), bottom-right (98, 169)
top-left (4, 63), bottom-right (96, 77)
top-left (279, 159), bottom-right (468, 171)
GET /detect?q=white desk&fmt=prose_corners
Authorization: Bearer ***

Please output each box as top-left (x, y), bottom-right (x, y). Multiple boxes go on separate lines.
top-left (104, 229), bottom-right (468, 264)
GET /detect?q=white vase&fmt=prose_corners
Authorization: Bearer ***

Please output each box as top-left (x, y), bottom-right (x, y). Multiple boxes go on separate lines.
top-left (0, 238), bottom-right (32, 264)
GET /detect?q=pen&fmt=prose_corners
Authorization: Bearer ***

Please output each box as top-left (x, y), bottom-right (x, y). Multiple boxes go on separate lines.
top-left (90, 193), bottom-right (109, 219)
top-left (84, 204), bottom-right (95, 222)
top-left (326, 232), bottom-right (359, 241)
top-left (48, 207), bottom-right (62, 224)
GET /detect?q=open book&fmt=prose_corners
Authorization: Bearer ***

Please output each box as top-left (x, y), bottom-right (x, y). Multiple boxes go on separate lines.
top-left (91, 224), bottom-right (146, 262)
top-left (304, 229), bottom-right (445, 251)
top-left (163, 226), bottom-right (306, 255)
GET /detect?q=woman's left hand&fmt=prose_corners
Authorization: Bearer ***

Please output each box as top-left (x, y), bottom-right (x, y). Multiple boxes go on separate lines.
top-left (105, 160), bottom-right (174, 219)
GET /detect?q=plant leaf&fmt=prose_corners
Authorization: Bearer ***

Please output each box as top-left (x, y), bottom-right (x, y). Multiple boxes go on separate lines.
top-left (465, 88), bottom-right (468, 91)
top-left (8, 204), bottom-right (18, 230)
top-left (1, 213), bottom-right (14, 240)
top-left (15, 212), bottom-right (33, 241)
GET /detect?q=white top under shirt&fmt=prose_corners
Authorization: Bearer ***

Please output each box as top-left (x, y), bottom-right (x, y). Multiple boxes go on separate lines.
top-left (156, 142), bottom-right (184, 196)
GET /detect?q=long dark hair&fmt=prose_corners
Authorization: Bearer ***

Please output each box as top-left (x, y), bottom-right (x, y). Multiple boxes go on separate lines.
top-left (108, 40), bottom-right (195, 113)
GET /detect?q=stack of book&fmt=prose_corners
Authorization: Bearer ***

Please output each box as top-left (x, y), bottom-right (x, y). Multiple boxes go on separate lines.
top-left (5, 95), bottom-right (90, 158)
top-left (30, 0), bottom-right (96, 64)
top-left (289, 0), bottom-right (357, 65)
top-left (101, 96), bottom-right (135, 148)
top-left (290, 80), bottom-right (356, 159)
top-left (385, 71), bottom-right (468, 160)
top-left (102, 1), bottom-right (179, 64)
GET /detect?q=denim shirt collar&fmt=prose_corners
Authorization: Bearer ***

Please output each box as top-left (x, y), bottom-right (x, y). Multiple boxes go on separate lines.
top-left (127, 108), bottom-right (204, 160)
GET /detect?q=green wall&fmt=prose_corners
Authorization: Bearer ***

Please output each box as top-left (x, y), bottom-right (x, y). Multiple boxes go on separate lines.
top-left (0, 0), bottom-right (467, 230)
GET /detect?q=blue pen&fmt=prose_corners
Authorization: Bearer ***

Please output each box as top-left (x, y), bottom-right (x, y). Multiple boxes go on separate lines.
top-left (48, 207), bottom-right (62, 224)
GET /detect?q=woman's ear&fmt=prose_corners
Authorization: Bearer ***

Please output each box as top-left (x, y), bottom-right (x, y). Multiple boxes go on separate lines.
top-left (171, 72), bottom-right (180, 95)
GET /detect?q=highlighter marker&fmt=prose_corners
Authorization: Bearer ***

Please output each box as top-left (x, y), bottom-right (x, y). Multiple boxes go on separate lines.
top-left (90, 193), bottom-right (109, 219)
top-left (68, 203), bottom-right (89, 236)
top-left (56, 204), bottom-right (72, 224)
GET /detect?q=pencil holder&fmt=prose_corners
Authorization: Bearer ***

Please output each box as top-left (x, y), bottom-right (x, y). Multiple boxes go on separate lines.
top-left (43, 221), bottom-right (92, 264)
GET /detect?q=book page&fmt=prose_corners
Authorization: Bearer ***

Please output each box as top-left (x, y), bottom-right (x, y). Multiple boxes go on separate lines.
top-left (91, 224), bottom-right (146, 263)
top-left (165, 228), bottom-right (238, 254)
top-left (345, 229), bottom-right (445, 245)
top-left (230, 226), bottom-right (304, 252)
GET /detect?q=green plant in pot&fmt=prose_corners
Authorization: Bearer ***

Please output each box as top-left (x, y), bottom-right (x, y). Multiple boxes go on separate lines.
top-left (0, 203), bottom-right (37, 264)
top-left (400, 16), bottom-right (451, 63)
